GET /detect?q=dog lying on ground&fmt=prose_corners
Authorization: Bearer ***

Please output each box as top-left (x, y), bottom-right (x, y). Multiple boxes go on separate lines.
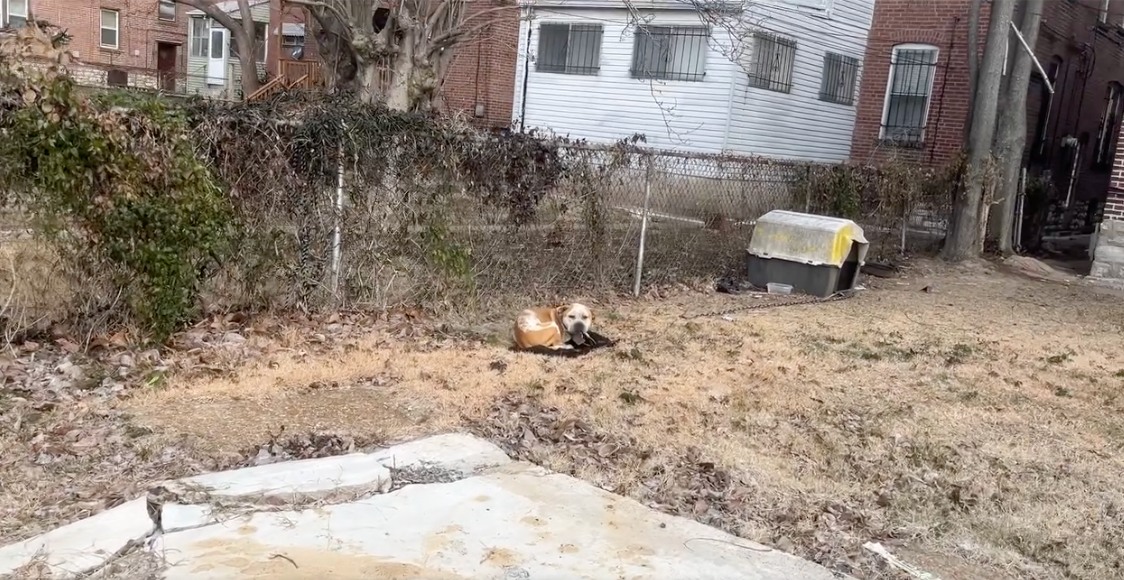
top-left (513, 303), bottom-right (594, 350)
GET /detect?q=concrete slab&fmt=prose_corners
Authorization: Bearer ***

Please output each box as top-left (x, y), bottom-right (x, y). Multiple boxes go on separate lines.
top-left (171, 453), bottom-right (393, 502)
top-left (0, 433), bottom-right (848, 580)
top-left (0, 498), bottom-right (151, 578)
top-left (157, 462), bottom-right (841, 580)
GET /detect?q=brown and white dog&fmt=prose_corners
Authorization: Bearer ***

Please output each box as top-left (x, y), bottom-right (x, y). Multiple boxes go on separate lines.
top-left (513, 303), bottom-right (594, 350)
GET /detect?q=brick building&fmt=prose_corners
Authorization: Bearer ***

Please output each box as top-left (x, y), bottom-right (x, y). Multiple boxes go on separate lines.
top-left (439, 0), bottom-right (519, 128)
top-left (5, 0), bottom-right (189, 89)
top-left (281, 1), bottom-right (520, 128)
top-left (852, 0), bottom-right (1124, 246)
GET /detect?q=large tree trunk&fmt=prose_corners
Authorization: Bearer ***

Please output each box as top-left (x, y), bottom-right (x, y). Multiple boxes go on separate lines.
top-left (963, 0), bottom-right (983, 145)
top-left (944, 0), bottom-right (1016, 261)
top-left (990, 0), bottom-right (1044, 254)
top-left (234, 32), bottom-right (261, 96)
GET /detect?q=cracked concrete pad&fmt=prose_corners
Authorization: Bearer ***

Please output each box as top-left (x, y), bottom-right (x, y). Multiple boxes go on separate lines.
top-left (0, 433), bottom-right (847, 580)
top-left (0, 498), bottom-right (151, 578)
top-left (157, 462), bottom-right (848, 580)
top-left (368, 432), bottom-right (511, 474)
top-left (170, 453), bottom-right (393, 503)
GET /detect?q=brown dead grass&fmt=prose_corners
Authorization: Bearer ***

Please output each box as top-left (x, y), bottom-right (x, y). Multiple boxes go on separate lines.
top-left (119, 258), bottom-right (1124, 579)
top-left (0, 239), bottom-right (72, 336)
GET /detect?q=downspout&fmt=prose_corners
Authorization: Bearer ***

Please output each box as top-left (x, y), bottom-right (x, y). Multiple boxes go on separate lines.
top-left (518, 6), bottom-right (534, 133)
top-left (720, 58), bottom-right (737, 151)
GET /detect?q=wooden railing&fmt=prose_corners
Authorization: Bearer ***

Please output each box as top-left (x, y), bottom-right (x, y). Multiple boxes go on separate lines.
top-left (246, 60), bottom-right (324, 102)
top-left (245, 76), bottom-right (286, 102)
top-left (281, 60), bottom-right (322, 89)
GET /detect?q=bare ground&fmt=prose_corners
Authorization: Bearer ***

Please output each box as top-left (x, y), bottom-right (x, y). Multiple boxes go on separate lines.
top-left (3, 257), bottom-right (1124, 579)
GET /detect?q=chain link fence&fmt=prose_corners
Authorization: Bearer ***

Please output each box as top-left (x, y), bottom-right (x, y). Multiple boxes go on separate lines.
top-left (232, 138), bottom-right (955, 313)
top-left (1, 91), bottom-right (957, 327)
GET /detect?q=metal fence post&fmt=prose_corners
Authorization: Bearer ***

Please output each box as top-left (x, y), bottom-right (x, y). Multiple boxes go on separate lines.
top-left (330, 125), bottom-right (345, 300)
top-left (632, 154), bottom-right (653, 298)
top-left (803, 166), bottom-right (811, 213)
top-left (901, 204), bottom-right (908, 254)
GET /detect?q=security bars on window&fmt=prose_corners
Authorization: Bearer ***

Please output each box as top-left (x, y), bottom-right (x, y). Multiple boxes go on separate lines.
top-left (631, 26), bottom-right (708, 82)
top-left (747, 32), bottom-right (796, 93)
top-left (881, 48), bottom-right (938, 145)
top-left (537, 23), bottom-right (603, 75)
top-left (819, 52), bottom-right (859, 105)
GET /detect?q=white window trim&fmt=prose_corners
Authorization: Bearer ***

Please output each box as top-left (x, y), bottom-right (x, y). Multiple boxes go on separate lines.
top-left (158, 0), bottom-right (176, 22)
top-left (190, 16), bottom-right (210, 58)
top-left (879, 43), bottom-right (939, 143)
top-left (1095, 82), bottom-right (1122, 166)
top-left (100, 9), bottom-right (120, 50)
top-left (6, 0), bottom-right (29, 27)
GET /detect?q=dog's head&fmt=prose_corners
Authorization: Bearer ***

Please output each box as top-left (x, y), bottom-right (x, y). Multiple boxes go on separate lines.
top-left (555, 303), bottom-right (594, 344)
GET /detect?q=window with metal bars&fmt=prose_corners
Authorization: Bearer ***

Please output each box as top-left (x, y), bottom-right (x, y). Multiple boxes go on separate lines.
top-left (880, 44), bottom-right (939, 145)
top-left (819, 52), bottom-right (859, 105)
top-left (536, 23), bottom-right (603, 76)
top-left (747, 32), bottom-right (796, 93)
top-left (631, 26), bottom-right (708, 82)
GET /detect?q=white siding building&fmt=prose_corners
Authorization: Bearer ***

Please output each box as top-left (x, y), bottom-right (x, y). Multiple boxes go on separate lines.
top-left (185, 0), bottom-right (271, 100)
top-left (513, 0), bottom-right (875, 162)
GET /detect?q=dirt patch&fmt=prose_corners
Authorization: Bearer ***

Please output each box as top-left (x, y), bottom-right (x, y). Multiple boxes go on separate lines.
top-left (5, 257), bottom-right (1124, 579)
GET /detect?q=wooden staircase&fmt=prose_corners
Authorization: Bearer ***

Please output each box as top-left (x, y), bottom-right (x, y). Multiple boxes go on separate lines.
top-left (246, 60), bottom-right (322, 102)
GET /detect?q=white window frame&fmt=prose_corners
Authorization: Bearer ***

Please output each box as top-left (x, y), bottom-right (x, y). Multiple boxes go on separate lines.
top-left (1095, 82), bottom-right (1123, 167)
top-left (5, 0), bottom-right (28, 28)
top-left (100, 9), bottom-right (120, 50)
top-left (879, 43), bottom-right (939, 144)
top-left (535, 22), bottom-right (604, 76)
top-left (190, 16), bottom-right (210, 58)
top-left (158, 0), bottom-right (176, 22)
top-left (1100, 0), bottom-right (1110, 24)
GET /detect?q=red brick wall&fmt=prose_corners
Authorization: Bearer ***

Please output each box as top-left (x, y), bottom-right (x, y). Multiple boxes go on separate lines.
top-left (27, 0), bottom-right (187, 71)
top-left (277, 5), bottom-right (319, 66)
top-left (853, 0), bottom-right (1124, 201)
top-left (439, 1), bottom-right (519, 128)
top-left (850, 0), bottom-right (983, 167)
top-left (26, 0), bottom-right (186, 70)
top-left (1108, 154), bottom-right (1124, 220)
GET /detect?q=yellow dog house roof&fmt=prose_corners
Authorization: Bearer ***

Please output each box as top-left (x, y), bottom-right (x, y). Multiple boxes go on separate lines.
top-left (747, 210), bottom-right (869, 268)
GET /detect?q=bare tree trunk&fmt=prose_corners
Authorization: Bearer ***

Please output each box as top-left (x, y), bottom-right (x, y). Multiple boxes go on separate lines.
top-left (964, 0), bottom-right (983, 145)
top-left (944, 0), bottom-right (1016, 261)
top-left (385, 38), bottom-right (414, 110)
top-left (991, 0), bottom-right (1043, 254)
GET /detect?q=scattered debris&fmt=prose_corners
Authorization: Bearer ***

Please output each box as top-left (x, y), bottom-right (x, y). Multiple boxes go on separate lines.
top-left (862, 542), bottom-right (941, 580)
top-left (861, 262), bottom-right (900, 279)
top-left (1001, 255), bottom-right (1072, 283)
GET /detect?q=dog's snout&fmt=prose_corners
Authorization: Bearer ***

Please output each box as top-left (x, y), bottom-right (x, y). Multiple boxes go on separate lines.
top-left (571, 321), bottom-right (587, 334)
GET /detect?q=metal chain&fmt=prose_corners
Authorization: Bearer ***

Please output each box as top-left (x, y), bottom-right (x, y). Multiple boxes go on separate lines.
top-left (680, 290), bottom-right (856, 319)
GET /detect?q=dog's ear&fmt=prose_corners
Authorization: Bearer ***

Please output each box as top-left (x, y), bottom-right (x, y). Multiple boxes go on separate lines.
top-left (554, 304), bottom-right (569, 318)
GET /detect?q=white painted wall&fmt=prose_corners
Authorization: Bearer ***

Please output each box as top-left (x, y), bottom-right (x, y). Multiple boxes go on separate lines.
top-left (725, 0), bottom-right (875, 162)
top-left (515, 7), bottom-right (738, 153)
top-left (514, 0), bottom-right (875, 162)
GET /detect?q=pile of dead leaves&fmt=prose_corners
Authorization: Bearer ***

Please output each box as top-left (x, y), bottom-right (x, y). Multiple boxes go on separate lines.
top-left (239, 429), bottom-right (384, 467)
